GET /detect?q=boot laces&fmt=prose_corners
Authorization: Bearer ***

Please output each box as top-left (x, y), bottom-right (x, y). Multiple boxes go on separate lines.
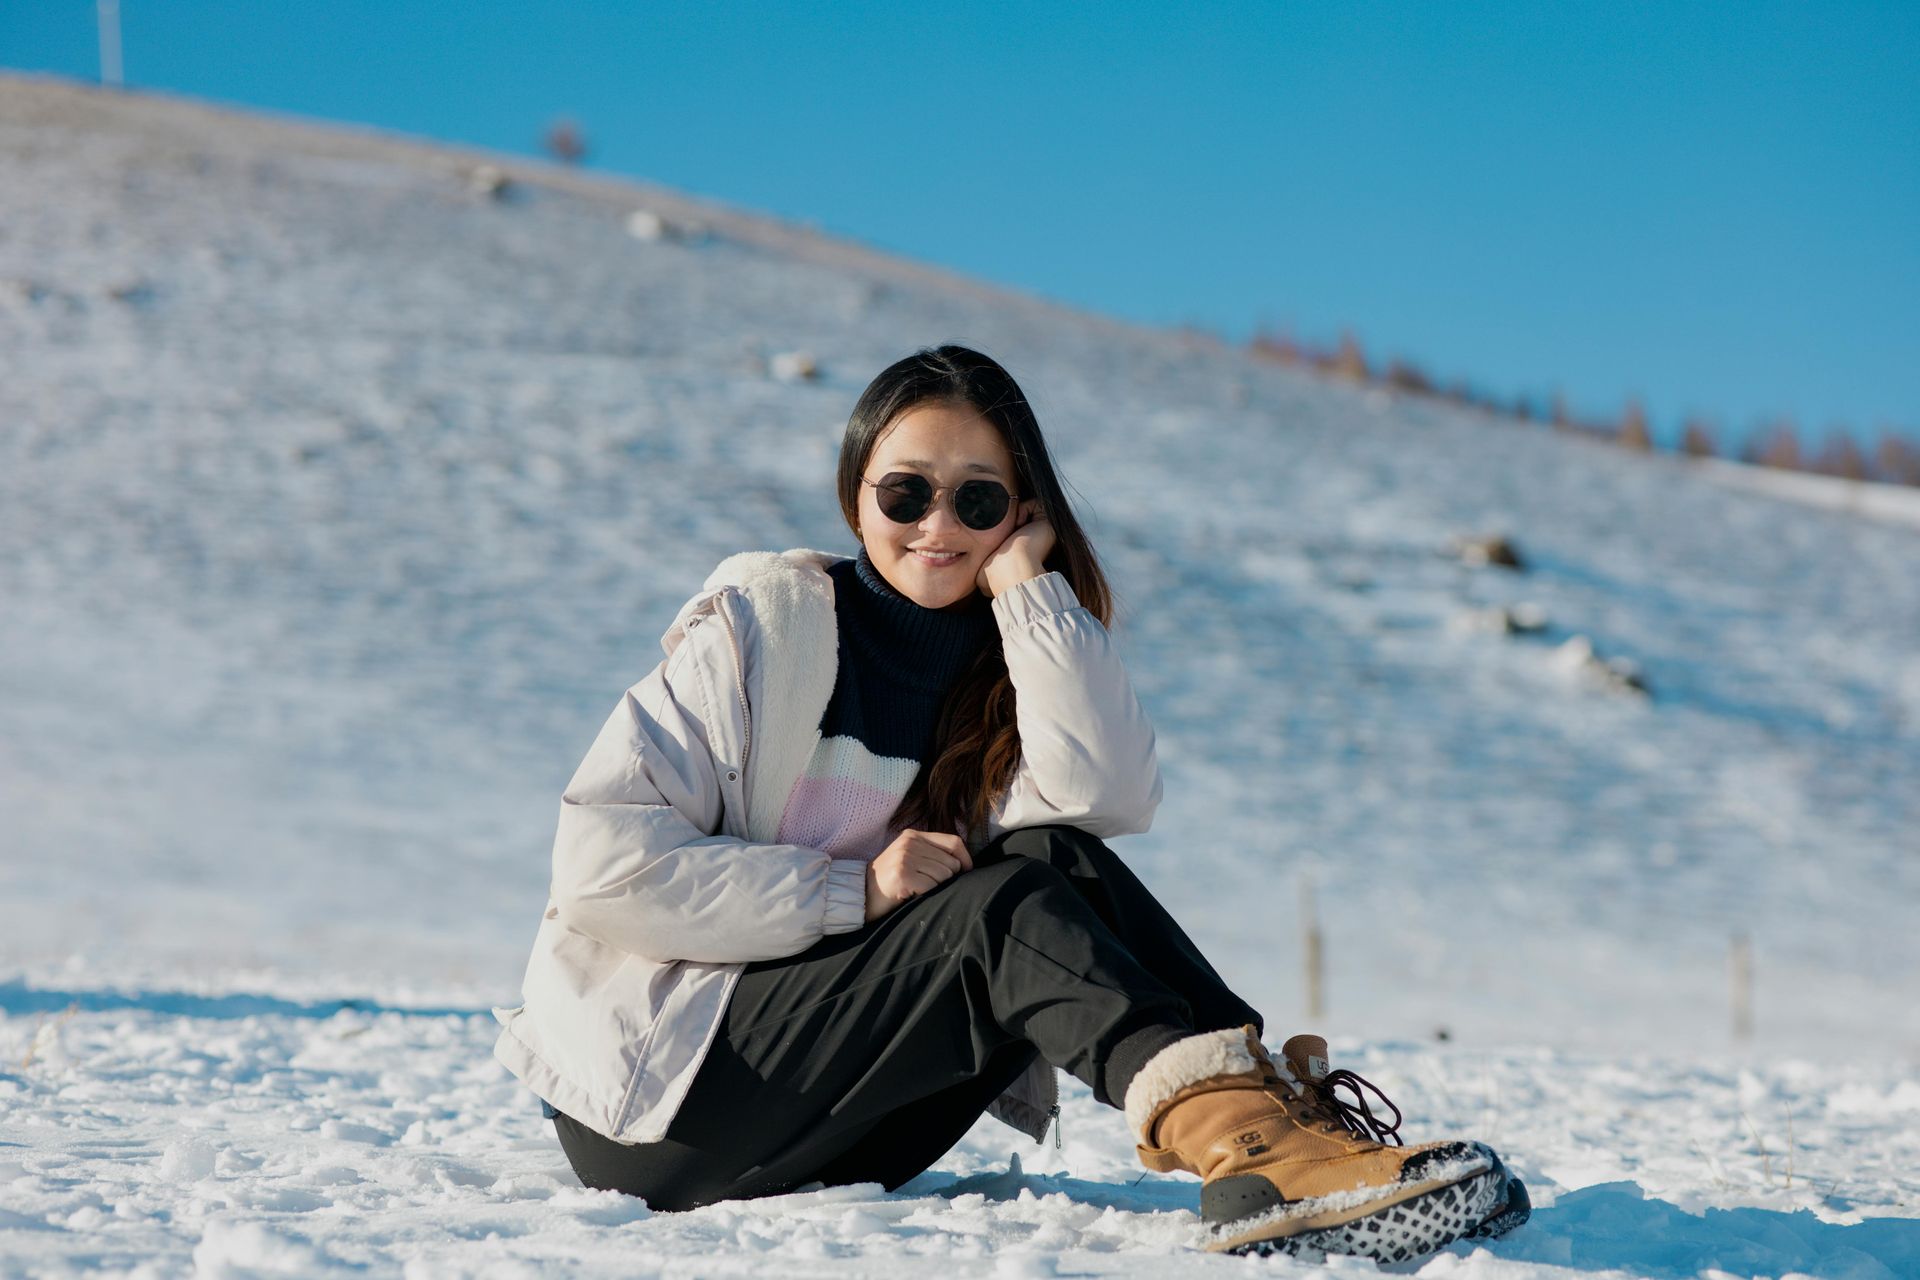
top-left (1256, 1049), bottom-right (1405, 1147)
top-left (1316, 1068), bottom-right (1405, 1147)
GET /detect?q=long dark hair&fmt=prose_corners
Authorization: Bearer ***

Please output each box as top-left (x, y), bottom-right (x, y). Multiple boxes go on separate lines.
top-left (835, 344), bottom-right (1115, 842)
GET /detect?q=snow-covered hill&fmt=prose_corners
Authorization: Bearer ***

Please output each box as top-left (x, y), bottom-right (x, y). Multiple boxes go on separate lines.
top-left (1, 73), bottom-right (1915, 1278)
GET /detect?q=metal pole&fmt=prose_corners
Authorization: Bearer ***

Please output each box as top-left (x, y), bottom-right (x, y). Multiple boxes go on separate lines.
top-left (98, 0), bottom-right (124, 87)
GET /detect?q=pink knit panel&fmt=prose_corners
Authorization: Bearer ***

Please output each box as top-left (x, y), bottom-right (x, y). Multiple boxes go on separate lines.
top-left (775, 734), bottom-right (919, 862)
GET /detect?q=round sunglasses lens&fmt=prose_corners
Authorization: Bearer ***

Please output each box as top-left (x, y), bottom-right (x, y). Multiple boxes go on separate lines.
top-left (875, 473), bottom-right (932, 523)
top-left (953, 481), bottom-right (1012, 529)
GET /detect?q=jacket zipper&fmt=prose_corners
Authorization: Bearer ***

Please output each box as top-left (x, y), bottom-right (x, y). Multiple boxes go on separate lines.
top-left (713, 595), bottom-right (752, 793)
top-left (1045, 1065), bottom-right (1060, 1148)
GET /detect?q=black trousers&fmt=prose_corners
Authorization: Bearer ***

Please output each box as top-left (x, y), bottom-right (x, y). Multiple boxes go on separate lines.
top-left (551, 823), bottom-right (1263, 1210)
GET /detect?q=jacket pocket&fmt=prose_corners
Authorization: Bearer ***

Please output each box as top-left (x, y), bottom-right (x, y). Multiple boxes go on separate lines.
top-left (516, 915), bottom-right (667, 1116)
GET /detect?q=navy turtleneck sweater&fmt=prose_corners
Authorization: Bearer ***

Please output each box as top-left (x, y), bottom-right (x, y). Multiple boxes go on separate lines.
top-left (770, 545), bottom-right (997, 859)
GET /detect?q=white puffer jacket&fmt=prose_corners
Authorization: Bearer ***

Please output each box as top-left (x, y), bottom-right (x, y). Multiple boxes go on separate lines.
top-left (491, 547), bottom-right (1163, 1145)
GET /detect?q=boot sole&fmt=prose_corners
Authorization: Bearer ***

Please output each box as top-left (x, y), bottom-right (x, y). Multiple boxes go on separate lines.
top-left (1466, 1148), bottom-right (1532, 1240)
top-left (1208, 1165), bottom-right (1505, 1262)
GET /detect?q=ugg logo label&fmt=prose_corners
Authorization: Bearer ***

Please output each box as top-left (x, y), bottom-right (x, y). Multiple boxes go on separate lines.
top-left (1308, 1055), bottom-right (1330, 1079)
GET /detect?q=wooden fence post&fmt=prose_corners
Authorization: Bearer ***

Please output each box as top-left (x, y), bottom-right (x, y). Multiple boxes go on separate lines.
top-left (1730, 931), bottom-right (1754, 1042)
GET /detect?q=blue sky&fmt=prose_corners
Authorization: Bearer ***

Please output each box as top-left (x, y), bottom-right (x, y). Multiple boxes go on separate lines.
top-left (6, 1), bottom-right (1916, 453)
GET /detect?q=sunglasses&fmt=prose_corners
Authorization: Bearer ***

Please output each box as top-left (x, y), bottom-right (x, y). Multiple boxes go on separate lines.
top-left (860, 472), bottom-right (1018, 531)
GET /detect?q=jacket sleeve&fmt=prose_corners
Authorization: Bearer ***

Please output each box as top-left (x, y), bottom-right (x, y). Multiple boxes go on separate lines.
top-left (980, 570), bottom-right (1164, 843)
top-left (547, 594), bottom-right (869, 964)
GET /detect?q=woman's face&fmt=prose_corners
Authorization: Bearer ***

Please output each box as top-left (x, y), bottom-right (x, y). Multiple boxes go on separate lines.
top-left (858, 401), bottom-right (1020, 610)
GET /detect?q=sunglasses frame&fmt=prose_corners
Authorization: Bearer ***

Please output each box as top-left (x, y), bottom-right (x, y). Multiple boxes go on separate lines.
top-left (859, 472), bottom-right (1020, 531)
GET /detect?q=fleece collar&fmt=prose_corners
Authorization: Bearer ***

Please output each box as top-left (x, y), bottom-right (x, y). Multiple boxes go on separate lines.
top-left (699, 548), bottom-right (844, 843)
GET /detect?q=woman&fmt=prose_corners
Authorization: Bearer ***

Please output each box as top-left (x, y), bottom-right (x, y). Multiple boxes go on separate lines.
top-left (491, 344), bottom-right (1528, 1261)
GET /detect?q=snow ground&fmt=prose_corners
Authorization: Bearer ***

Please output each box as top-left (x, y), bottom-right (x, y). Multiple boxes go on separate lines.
top-left (1690, 458), bottom-right (1920, 534)
top-left (5, 980), bottom-right (1917, 1279)
top-left (0, 74), bottom-right (1916, 1277)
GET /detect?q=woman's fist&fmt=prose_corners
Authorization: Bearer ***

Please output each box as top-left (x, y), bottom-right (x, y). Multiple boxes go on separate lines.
top-left (864, 828), bottom-right (974, 922)
top-left (978, 498), bottom-right (1053, 598)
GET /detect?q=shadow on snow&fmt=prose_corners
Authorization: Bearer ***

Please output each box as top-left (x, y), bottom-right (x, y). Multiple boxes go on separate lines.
top-left (907, 1168), bottom-right (1917, 1277)
top-left (0, 978), bottom-right (483, 1022)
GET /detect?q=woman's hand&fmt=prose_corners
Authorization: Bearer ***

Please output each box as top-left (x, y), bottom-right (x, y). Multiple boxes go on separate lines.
top-left (977, 499), bottom-right (1055, 598)
top-left (864, 829), bottom-right (975, 922)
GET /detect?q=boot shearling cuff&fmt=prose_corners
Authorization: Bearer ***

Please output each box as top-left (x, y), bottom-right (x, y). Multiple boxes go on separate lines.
top-left (1123, 1025), bottom-right (1261, 1144)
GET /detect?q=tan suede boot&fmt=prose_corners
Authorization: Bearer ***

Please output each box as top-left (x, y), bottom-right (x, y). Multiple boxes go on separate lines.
top-left (1124, 1025), bottom-right (1507, 1261)
top-left (1278, 1030), bottom-right (1532, 1244)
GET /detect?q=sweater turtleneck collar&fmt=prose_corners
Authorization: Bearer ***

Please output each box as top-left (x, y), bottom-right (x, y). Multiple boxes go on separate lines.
top-left (841, 545), bottom-right (997, 693)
